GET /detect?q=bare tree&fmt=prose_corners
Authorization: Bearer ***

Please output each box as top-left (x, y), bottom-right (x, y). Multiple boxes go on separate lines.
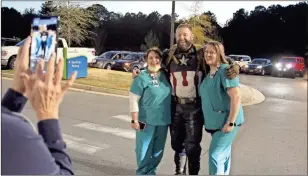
top-left (188, 1), bottom-right (203, 29)
top-left (53, 1), bottom-right (98, 47)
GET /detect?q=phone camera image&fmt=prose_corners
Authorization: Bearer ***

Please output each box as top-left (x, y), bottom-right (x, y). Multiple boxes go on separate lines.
top-left (30, 17), bottom-right (58, 72)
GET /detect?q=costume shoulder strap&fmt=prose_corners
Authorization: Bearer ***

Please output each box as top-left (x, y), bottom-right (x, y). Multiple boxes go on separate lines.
top-left (166, 44), bottom-right (179, 66)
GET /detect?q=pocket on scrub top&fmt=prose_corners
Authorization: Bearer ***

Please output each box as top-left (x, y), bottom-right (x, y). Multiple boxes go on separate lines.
top-left (206, 110), bottom-right (229, 130)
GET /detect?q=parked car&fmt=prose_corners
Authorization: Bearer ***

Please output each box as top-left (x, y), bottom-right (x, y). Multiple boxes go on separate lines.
top-left (245, 58), bottom-right (272, 76)
top-left (90, 51), bottom-right (131, 69)
top-left (112, 52), bottom-right (146, 72)
top-left (228, 55), bottom-right (252, 73)
top-left (272, 57), bottom-right (305, 78)
top-left (2, 37), bottom-right (96, 69)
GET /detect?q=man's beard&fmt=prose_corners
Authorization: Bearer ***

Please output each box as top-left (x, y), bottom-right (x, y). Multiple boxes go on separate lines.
top-left (176, 39), bottom-right (192, 52)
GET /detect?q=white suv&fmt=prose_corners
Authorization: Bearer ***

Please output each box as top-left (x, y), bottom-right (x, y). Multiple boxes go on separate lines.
top-left (228, 55), bottom-right (252, 72)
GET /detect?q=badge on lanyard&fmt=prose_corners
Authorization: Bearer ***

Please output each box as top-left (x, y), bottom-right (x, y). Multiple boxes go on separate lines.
top-left (150, 73), bottom-right (159, 87)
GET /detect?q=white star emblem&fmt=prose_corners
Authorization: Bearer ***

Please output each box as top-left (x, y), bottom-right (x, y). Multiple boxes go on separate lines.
top-left (179, 55), bottom-right (189, 65)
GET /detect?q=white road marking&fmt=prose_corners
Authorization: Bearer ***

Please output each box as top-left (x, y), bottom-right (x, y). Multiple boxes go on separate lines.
top-left (74, 122), bottom-right (136, 139)
top-left (62, 133), bottom-right (109, 154)
top-left (111, 115), bottom-right (131, 122)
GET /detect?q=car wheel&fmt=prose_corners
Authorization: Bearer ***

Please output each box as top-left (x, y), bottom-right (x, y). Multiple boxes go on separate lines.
top-left (300, 70), bottom-right (305, 77)
top-left (8, 56), bottom-right (16, 70)
top-left (105, 64), bottom-right (111, 70)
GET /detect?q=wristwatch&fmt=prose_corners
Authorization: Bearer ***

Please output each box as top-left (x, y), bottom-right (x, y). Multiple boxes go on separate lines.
top-left (229, 122), bottom-right (236, 126)
top-left (131, 120), bottom-right (137, 124)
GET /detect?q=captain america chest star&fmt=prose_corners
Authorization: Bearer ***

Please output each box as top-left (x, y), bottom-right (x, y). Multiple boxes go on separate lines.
top-left (168, 52), bottom-right (199, 98)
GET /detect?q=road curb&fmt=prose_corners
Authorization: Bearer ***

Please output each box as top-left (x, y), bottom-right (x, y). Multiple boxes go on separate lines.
top-left (2, 73), bottom-right (265, 106)
top-left (240, 84), bottom-right (265, 106)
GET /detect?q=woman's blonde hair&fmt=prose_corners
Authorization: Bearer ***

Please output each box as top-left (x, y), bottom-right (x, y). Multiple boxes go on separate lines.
top-left (200, 41), bottom-right (229, 74)
top-left (203, 41), bottom-right (228, 64)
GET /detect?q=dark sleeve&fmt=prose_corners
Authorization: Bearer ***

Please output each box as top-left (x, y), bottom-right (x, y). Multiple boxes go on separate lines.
top-left (38, 119), bottom-right (74, 175)
top-left (226, 57), bottom-right (234, 65)
top-left (1, 88), bottom-right (27, 113)
top-left (161, 49), bottom-right (170, 69)
top-left (1, 115), bottom-right (74, 175)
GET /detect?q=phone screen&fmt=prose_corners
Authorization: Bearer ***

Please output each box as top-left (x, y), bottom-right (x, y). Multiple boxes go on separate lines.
top-left (139, 121), bottom-right (146, 130)
top-left (30, 16), bottom-right (58, 72)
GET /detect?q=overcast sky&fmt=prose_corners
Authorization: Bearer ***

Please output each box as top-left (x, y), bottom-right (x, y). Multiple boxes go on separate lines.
top-left (2, 1), bottom-right (301, 26)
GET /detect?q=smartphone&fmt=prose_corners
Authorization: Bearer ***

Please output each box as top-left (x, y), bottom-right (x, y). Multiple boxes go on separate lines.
top-left (29, 16), bottom-right (59, 72)
top-left (139, 121), bottom-right (146, 131)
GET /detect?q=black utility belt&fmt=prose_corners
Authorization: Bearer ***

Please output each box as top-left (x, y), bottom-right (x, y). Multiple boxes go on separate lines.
top-left (173, 96), bottom-right (197, 105)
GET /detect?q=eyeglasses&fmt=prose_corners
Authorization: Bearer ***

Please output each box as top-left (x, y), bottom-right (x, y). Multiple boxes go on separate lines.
top-left (204, 51), bottom-right (217, 55)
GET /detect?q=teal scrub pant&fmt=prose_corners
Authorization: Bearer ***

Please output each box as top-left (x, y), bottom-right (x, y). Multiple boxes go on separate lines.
top-left (208, 127), bottom-right (239, 175)
top-left (135, 125), bottom-right (168, 175)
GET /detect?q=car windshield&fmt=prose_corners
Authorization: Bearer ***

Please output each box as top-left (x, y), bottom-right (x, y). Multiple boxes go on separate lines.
top-left (2, 39), bottom-right (19, 46)
top-left (99, 52), bottom-right (116, 59)
top-left (15, 39), bottom-right (26, 46)
top-left (229, 56), bottom-right (242, 61)
top-left (123, 54), bottom-right (136, 60)
top-left (252, 59), bottom-right (267, 64)
top-left (279, 58), bottom-right (296, 63)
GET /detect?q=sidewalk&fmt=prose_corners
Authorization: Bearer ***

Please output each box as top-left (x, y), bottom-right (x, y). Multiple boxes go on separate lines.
top-left (240, 84), bottom-right (265, 106)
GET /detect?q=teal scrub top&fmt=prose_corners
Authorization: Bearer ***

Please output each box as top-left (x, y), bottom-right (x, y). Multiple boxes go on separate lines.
top-left (130, 69), bottom-right (172, 126)
top-left (199, 64), bottom-right (245, 130)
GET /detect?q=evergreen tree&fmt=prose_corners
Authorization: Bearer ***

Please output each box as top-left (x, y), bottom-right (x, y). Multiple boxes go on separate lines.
top-left (39, 1), bottom-right (57, 16)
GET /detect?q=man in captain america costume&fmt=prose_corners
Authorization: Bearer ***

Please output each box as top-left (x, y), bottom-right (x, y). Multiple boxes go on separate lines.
top-left (133, 23), bottom-right (239, 175)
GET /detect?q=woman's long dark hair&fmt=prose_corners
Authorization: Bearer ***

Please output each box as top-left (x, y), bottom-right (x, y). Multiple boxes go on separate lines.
top-left (145, 47), bottom-right (162, 60)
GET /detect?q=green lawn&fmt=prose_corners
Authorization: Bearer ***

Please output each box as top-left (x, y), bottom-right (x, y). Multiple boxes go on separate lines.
top-left (2, 68), bottom-right (133, 91)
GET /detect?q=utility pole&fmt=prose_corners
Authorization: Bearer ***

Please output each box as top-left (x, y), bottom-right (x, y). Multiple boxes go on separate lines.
top-left (170, 1), bottom-right (175, 47)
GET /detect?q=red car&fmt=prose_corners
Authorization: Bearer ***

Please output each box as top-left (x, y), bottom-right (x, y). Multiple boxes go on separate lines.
top-left (272, 57), bottom-right (305, 78)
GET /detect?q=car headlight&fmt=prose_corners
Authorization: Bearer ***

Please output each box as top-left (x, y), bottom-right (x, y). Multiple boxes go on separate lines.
top-left (275, 63), bottom-right (281, 68)
top-left (286, 64), bottom-right (292, 69)
top-left (257, 65), bottom-right (262, 69)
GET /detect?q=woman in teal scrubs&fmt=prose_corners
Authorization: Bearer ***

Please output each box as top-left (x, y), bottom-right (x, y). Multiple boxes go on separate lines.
top-left (199, 41), bottom-right (244, 175)
top-left (129, 47), bottom-right (172, 175)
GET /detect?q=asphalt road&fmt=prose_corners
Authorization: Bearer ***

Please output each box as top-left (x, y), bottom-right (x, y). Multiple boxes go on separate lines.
top-left (1, 74), bottom-right (307, 175)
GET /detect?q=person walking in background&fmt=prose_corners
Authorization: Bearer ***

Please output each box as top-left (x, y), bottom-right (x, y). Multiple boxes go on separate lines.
top-left (1, 36), bottom-right (77, 175)
top-left (129, 47), bottom-right (172, 175)
top-left (199, 41), bottom-right (244, 175)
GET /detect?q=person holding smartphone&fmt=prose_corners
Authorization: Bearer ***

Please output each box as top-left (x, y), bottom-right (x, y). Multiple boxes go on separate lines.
top-left (129, 47), bottom-right (172, 175)
top-left (199, 41), bottom-right (244, 175)
top-left (1, 36), bottom-right (77, 175)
